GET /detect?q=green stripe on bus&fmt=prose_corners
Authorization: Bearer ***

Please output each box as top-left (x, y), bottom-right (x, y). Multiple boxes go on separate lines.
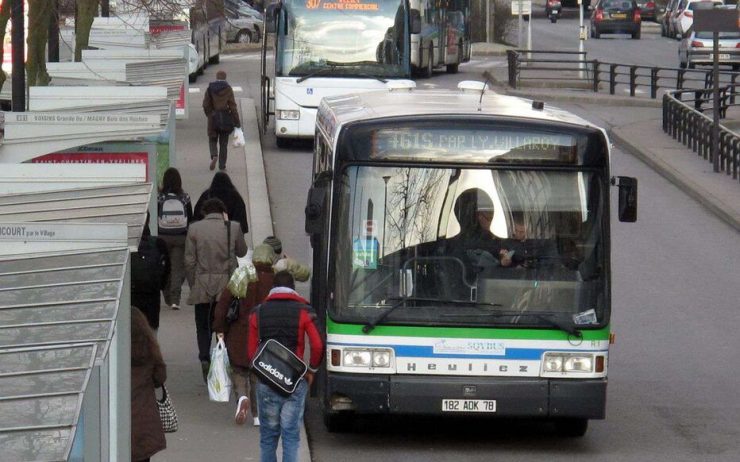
top-left (327, 319), bottom-right (610, 341)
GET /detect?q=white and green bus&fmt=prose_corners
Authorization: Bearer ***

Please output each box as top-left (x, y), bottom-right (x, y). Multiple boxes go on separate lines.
top-left (306, 82), bottom-right (637, 436)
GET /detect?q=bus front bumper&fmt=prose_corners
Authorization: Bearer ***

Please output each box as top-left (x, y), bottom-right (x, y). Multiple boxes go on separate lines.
top-left (326, 374), bottom-right (606, 419)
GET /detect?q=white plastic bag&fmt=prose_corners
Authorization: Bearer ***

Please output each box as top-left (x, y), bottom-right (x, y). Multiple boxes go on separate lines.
top-left (232, 127), bottom-right (245, 147)
top-left (207, 338), bottom-right (232, 402)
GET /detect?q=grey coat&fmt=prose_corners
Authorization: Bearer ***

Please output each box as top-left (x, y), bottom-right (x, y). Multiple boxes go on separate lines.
top-left (184, 213), bottom-right (248, 305)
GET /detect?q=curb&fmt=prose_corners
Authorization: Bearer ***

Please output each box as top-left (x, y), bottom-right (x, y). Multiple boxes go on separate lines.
top-left (238, 97), bottom-right (274, 247)
top-left (610, 127), bottom-right (740, 232)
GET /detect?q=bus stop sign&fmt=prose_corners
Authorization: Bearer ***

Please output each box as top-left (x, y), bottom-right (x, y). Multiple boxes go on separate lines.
top-left (693, 9), bottom-right (739, 33)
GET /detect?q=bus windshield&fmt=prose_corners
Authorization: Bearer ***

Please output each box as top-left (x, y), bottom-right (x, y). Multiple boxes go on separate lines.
top-left (276, 0), bottom-right (409, 79)
top-left (333, 166), bottom-right (607, 329)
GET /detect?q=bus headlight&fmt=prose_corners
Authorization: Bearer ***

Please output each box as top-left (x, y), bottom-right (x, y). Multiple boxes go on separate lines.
top-left (542, 352), bottom-right (603, 376)
top-left (277, 110), bottom-right (300, 120)
top-left (341, 348), bottom-right (393, 369)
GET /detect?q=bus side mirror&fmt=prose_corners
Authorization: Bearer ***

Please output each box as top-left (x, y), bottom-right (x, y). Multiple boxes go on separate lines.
top-left (265, 5), bottom-right (278, 34)
top-left (305, 171), bottom-right (332, 235)
top-left (613, 176), bottom-right (637, 222)
top-left (410, 9), bottom-right (421, 35)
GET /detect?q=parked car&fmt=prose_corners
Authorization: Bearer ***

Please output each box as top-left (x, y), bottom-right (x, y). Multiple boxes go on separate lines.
top-left (590, 0), bottom-right (642, 39)
top-left (678, 26), bottom-right (740, 69)
top-left (224, 3), bottom-right (263, 43)
top-left (636, 0), bottom-right (658, 20)
top-left (673, 0), bottom-right (724, 39)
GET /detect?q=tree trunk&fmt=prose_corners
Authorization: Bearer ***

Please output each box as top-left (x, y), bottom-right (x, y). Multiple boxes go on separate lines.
top-left (75, 0), bottom-right (99, 62)
top-left (27, 0), bottom-right (52, 86)
top-left (0, 0), bottom-right (12, 91)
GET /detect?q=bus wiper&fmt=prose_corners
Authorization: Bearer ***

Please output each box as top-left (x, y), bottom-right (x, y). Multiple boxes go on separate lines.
top-left (362, 297), bottom-right (502, 334)
top-left (442, 312), bottom-right (581, 337)
top-left (362, 296), bottom-right (411, 334)
top-left (526, 313), bottom-right (582, 337)
top-left (297, 61), bottom-right (388, 83)
top-left (296, 65), bottom-right (337, 83)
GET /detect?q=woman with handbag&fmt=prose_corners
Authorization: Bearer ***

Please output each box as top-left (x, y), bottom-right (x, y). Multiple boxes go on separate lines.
top-left (213, 244), bottom-right (277, 426)
top-left (131, 306), bottom-right (167, 462)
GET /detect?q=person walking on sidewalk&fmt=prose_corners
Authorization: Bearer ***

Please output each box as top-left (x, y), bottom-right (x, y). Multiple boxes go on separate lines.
top-left (131, 220), bottom-right (170, 331)
top-left (185, 198), bottom-right (248, 381)
top-left (193, 171), bottom-right (249, 235)
top-left (247, 271), bottom-right (324, 462)
top-left (203, 70), bottom-right (241, 171)
top-left (213, 244), bottom-right (277, 427)
top-left (157, 167), bottom-right (193, 311)
top-left (131, 306), bottom-right (167, 462)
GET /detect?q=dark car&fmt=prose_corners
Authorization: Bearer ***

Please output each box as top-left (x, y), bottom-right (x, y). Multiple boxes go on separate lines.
top-left (590, 0), bottom-right (642, 39)
top-left (636, 0), bottom-right (658, 20)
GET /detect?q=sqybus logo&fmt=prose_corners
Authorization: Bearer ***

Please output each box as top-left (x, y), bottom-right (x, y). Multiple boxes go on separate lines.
top-left (306, 0), bottom-right (322, 8)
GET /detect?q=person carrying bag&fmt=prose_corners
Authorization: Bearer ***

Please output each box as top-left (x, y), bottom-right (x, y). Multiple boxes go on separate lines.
top-left (203, 70), bottom-right (241, 171)
top-left (247, 271), bottom-right (323, 462)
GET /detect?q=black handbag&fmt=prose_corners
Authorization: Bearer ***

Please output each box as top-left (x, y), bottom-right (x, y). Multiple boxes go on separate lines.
top-left (225, 297), bottom-right (240, 323)
top-left (252, 339), bottom-right (308, 395)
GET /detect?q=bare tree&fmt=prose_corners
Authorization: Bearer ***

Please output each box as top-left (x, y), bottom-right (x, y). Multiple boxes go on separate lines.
top-left (0, 0), bottom-right (11, 91)
top-left (27, 0), bottom-right (52, 85)
top-left (385, 168), bottom-right (448, 251)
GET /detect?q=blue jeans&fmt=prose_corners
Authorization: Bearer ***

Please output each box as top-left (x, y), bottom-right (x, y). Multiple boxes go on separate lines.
top-left (257, 380), bottom-right (308, 462)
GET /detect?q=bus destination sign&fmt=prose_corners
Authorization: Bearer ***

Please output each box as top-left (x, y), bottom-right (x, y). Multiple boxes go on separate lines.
top-left (369, 128), bottom-right (578, 163)
top-left (306, 0), bottom-right (380, 11)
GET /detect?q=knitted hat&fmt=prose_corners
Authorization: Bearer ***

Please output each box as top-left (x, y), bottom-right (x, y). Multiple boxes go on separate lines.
top-left (263, 236), bottom-right (282, 255)
top-left (253, 244), bottom-right (277, 264)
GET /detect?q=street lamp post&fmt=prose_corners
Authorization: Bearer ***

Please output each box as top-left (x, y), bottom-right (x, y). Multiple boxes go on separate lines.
top-left (382, 175), bottom-right (391, 257)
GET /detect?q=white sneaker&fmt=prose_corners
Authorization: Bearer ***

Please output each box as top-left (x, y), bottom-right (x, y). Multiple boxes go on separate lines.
top-left (253, 417), bottom-right (260, 426)
top-left (171, 304), bottom-right (180, 310)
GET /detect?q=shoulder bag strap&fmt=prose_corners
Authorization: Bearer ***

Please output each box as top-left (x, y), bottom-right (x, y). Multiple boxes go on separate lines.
top-left (225, 220), bottom-right (231, 276)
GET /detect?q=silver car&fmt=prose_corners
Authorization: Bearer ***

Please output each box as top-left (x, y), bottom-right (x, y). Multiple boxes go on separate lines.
top-left (678, 27), bottom-right (740, 69)
top-left (225, 4), bottom-right (263, 43)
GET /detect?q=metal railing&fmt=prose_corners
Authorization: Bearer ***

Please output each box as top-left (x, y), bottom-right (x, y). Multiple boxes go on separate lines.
top-left (507, 50), bottom-right (740, 101)
top-left (507, 49), bottom-right (740, 184)
top-left (663, 88), bottom-right (740, 183)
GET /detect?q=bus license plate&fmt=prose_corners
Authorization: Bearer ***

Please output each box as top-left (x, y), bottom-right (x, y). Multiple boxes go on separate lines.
top-left (442, 399), bottom-right (497, 412)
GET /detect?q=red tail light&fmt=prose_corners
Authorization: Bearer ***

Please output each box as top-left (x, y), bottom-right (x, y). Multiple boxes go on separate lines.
top-left (595, 9), bottom-right (604, 21)
top-left (646, 1), bottom-right (655, 8)
top-left (736, 43), bottom-right (740, 48)
top-left (691, 40), bottom-right (704, 47)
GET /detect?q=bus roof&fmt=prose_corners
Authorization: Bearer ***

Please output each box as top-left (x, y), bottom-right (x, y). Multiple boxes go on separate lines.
top-left (316, 86), bottom-right (601, 144)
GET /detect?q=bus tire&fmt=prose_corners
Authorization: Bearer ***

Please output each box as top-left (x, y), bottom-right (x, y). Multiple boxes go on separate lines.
top-left (446, 63), bottom-right (459, 74)
top-left (324, 411), bottom-right (352, 433)
top-left (209, 54), bottom-right (220, 64)
top-left (276, 137), bottom-right (292, 149)
top-left (419, 44), bottom-right (433, 78)
top-left (554, 418), bottom-right (588, 437)
top-left (189, 73), bottom-right (197, 83)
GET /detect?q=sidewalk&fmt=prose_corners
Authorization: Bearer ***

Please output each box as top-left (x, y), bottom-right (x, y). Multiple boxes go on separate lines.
top-left (483, 65), bottom-right (740, 232)
top-left (152, 71), bottom-right (310, 461)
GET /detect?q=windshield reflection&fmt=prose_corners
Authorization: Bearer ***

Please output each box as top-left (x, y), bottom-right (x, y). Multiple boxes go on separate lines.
top-left (277, 0), bottom-right (409, 78)
top-left (334, 166), bottom-right (606, 329)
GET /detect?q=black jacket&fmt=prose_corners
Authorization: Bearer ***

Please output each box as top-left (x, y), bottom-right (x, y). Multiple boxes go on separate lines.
top-left (193, 188), bottom-right (249, 234)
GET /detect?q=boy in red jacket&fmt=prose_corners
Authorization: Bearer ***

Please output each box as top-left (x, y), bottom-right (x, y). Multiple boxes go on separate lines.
top-left (247, 271), bottom-right (323, 462)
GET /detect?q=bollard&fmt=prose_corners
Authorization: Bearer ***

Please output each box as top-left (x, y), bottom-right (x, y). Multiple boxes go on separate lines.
top-left (650, 68), bottom-right (658, 99)
top-left (610, 64), bottom-right (617, 95)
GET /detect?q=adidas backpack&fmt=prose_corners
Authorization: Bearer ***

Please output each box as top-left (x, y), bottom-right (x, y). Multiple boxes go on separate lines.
top-left (158, 193), bottom-right (188, 234)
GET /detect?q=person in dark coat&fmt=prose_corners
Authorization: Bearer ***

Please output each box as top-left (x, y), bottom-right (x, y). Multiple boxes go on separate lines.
top-left (131, 220), bottom-right (171, 331)
top-left (192, 171), bottom-right (249, 234)
top-left (203, 69), bottom-right (241, 171)
top-left (213, 244), bottom-right (277, 426)
top-left (157, 167), bottom-right (193, 310)
top-left (131, 306), bottom-right (167, 462)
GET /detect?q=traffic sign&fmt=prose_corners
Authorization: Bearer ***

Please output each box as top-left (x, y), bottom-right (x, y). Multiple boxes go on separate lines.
top-left (511, 1), bottom-right (532, 15)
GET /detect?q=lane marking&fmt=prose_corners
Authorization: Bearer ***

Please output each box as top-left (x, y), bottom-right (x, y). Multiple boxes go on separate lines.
top-left (189, 87), bottom-right (201, 93)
